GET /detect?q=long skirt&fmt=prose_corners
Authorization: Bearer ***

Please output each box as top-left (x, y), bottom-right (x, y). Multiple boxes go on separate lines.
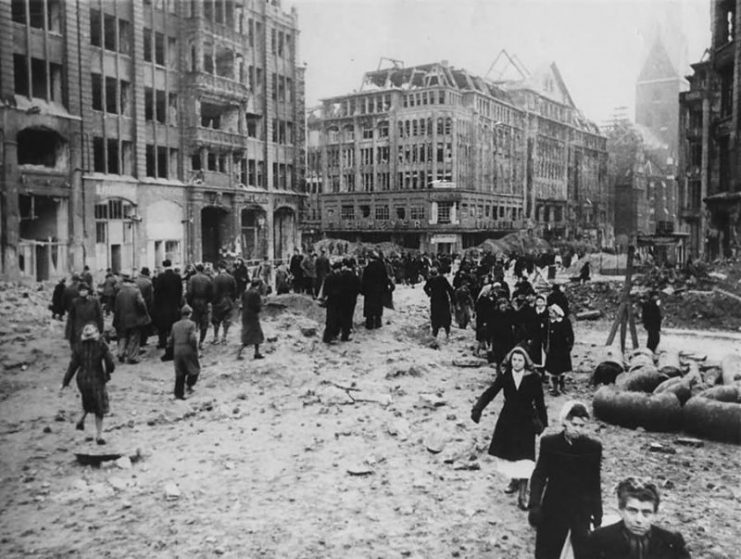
top-left (496, 457), bottom-right (535, 480)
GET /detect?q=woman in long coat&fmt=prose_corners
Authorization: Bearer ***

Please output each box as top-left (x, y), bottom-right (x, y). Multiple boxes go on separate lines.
top-left (487, 298), bottom-right (515, 367)
top-left (237, 279), bottom-right (265, 360)
top-left (423, 267), bottom-right (455, 339)
top-left (61, 322), bottom-right (115, 444)
top-left (471, 346), bottom-right (548, 509)
top-left (545, 304), bottom-right (574, 396)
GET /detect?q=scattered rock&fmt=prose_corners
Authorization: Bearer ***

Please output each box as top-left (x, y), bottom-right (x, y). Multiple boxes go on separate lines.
top-left (424, 432), bottom-right (447, 454)
top-left (648, 443), bottom-right (677, 455)
top-left (299, 324), bottom-right (317, 337)
top-left (419, 393), bottom-right (446, 408)
top-left (346, 464), bottom-right (374, 476)
top-left (164, 483), bottom-right (181, 500)
top-left (115, 456), bottom-right (132, 470)
top-left (42, 426), bottom-right (52, 433)
top-left (452, 357), bottom-right (488, 368)
top-left (675, 437), bottom-right (704, 448)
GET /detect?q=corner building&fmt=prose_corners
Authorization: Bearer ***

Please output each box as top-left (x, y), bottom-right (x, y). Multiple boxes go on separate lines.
top-left (311, 61), bottom-right (609, 253)
top-left (0, 0), bottom-right (304, 280)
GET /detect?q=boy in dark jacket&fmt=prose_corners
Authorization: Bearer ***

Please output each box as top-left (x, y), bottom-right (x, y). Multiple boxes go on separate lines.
top-left (583, 477), bottom-right (690, 559)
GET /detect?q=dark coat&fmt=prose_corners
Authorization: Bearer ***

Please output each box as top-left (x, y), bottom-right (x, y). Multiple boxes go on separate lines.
top-left (641, 300), bottom-right (662, 331)
top-left (51, 281), bottom-right (66, 316)
top-left (289, 253), bottom-right (304, 279)
top-left (187, 272), bottom-right (214, 303)
top-left (62, 282), bottom-right (80, 312)
top-left (315, 254), bottom-right (331, 281)
top-left (212, 272), bottom-right (237, 323)
top-left (545, 317), bottom-right (574, 375)
top-left (66, 296), bottom-right (104, 343)
top-left (113, 282), bottom-right (151, 333)
top-left (232, 263), bottom-right (250, 296)
top-left (63, 338), bottom-right (115, 416)
top-left (152, 269), bottom-right (183, 329)
top-left (361, 259), bottom-right (390, 318)
top-left (135, 275), bottom-right (154, 311)
top-left (529, 432), bottom-right (603, 522)
top-left (583, 521), bottom-right (690, 559)
top-left (168, 318), bottom-right (200, 378)
top-left (240, 288), bottom-right (264, 346)
top-left (423, 275), bottom-right (455, 329)
top-left (488, 306), bottom-right (515, 364)
top-left (472, 369), bottom-right (548, 461)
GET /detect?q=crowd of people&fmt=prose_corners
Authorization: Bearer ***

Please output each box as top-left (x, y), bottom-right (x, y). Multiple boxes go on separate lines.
top-left (52, 246), bottom-right (687, 557)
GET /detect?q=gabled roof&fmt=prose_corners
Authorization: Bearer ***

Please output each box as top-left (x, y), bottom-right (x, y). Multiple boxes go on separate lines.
top-left (637, 38), bottom-right (679, 82)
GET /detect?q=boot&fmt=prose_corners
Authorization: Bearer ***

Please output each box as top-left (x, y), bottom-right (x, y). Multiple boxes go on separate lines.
top-left (549, 375), bottom-right (560, 396)
top-left (559, 375), bottom-right (566, 394)
top-left (504, 479), bottom-right (518, 494)
top-left (517, 479), bottom-right (529, 510)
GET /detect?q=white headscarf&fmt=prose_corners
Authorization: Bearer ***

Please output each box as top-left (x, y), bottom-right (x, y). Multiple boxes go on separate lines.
top-left (559, 400), bottom-right (589, 424)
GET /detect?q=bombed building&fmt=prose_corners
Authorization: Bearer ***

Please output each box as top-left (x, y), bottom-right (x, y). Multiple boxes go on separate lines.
top-left (679, 0), bottom-right (741, 259)
top-left (307, 59), bottom-right (609, 253)
top-left (0, 0), bottom-right (304, 281)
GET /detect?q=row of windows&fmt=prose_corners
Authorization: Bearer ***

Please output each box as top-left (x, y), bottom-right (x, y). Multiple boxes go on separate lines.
top-left (13, 54), bottom-right (64, 104)
top-left (402, 90), bottom-right (447, 108)
top-left (332, 95), bottom-right (392, 118)
top-left (339, 204), bottom-right (426, 221)
top-left (91, 74), bottom-right (131, 116)
top-left (271, 74), bottom-right (294, 103)
top-left (90, 10), bottom-right (132, 55)
top-left (11, 0), bottom-right (61, 32)
top-left (272, 119), bottom-right (295, 145)
top-left (326, 122), bottom-right (389, 143)
top-left (398, 117), bottom-right (453, 138)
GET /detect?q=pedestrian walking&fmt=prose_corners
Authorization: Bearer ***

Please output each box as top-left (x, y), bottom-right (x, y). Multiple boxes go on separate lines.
top-left (135, 267), bottom-right (154, 346)
top-left (168, 305), bottom-right (201, 400)
top-left (423, 267), bottom-right (455, 339)
top-left (315, 248), bottom-right (331, 297)
top-left (211, 261), bottom-right (237, 345)
top-left (361, 252), bottom-right (391, 329)
top-left (50, 277), bottom-right (66, 320)
top-left (641, 291), bottom-right (662, 353)
top-left (152, 259), bottom-right (183, 355)
top-left (289, 248), bottom-right (304, 293)
top-left (528, 401), bottom-right (603, 559)
top-left (237, 279), bottom-right (265, 360)
top-left (186, 263), bottom-right (213, 350)
top-left (60, 323), bottom-right (115, 445)
top-left (545, 304), bottom-right (574, 395)
top-left (471, 346), bottom-right (548, 510)
top-left (113, 275), bottom-right (150, 364)
top-left (65, 282), bottom-right (104, 350)
top-left (275, 261), bottom-right (291, 294)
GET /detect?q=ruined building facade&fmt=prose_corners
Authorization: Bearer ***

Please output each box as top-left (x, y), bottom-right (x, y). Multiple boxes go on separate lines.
top-left (679, 0), bottom-right (741, 258)
top-left (0, 0), bottom-right (304, 280)
top-left (307, 61), bottom-right (609, 254)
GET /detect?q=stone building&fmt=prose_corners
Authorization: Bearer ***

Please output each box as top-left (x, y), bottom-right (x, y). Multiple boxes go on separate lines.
top-left (679, 0), bottom-right (741, 259)
top-left (0, 0), bottom-right (304, 281)
top-left (308, 60), bottom-right (609, 254)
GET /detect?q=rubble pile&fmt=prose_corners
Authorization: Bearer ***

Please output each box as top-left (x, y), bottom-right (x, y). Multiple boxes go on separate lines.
top-left (565, 259), bottom-right (741, 331)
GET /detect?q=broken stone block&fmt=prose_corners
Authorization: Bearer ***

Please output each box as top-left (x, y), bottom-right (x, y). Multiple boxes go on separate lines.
top-left (115, 456), bottom-right (132, 470)
top-left (648, 443), bottom-right (676, 454)
top-left (452, 357), bottom-right (488, 368)
top-left (346, 463), bottom-right (374, 476)
top-left (419, 393), bottom-right (446, 408)
top-left (675, 437), bottom-right (704, 448)
top-left (164, 483), bottom-right (181, 500)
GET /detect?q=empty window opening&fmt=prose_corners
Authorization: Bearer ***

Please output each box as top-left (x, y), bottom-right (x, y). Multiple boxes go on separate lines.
top-left (200, 102), bottom-right (227, 129)
top-left (29, 0), bottom-right (44, 28)
top-left (143, 28), bottom-right (152, 62)
top-left (14, 54), bottom-right (29, 96)
top-left (146, 144), bottom-right (156, 177)
top-left (104, 14), bottom-right (116, 51)
top-left (157, 147), bottom-right (168, 178)
top-left (207, 152), bottom-right (217, 171)
top-left (191, 153), bottom-right (202, 171)
top-left (90, 9), bottom-right (102, 45)
top-left (31, 58), bottom-right (47, 99)
top-left (155, 32), bottom-right (165, 65)
top-left (119, 20), bottom-right (131, 55)
top-left (105, 77), bottom-right (117, 114)
top-left (156, 90), bottom-right (166, 124)
top-left (107, 139), bottom-right (119, 174)
top-left (92, 137), bottom-right (105, 172)
top-left (17, 128), bottom-right (68, 168)
top-left (215, 48), bottom-right (234, 78)
top-left (12, 0), bottom-right (26, 24)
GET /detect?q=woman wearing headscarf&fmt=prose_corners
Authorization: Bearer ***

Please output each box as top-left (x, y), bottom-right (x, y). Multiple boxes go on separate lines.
top-left (545, 303), bottom-right (574, 396)
top-left (60, 323), bottom-right (115, 444)
top-left (237, 278), bottom-right (265, 360)
top-left (471, 346), bottom-right (549, 509)
top-left (528, 401), bottom-right (603, 559)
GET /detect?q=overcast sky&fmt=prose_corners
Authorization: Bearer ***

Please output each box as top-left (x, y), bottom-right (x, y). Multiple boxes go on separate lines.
top-left (288, 0), bottom-right (711, 124)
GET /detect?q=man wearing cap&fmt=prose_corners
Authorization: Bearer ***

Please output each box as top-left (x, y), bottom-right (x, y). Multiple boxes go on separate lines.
top-left (168, 305), bottom-right (201, 399)
top-left (113, 274), bottom-right (151, 364)
top-left (65, 282), bottom-right (104, 350)
top-left (584, 477), bottom-right (690, 558)
top-left (153, 259), bottom-right (183, 356)
top-left (528, 401), bottom-right (603, 559)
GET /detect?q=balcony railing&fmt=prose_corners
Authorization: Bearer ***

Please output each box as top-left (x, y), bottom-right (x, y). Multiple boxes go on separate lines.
top-left (189, 126), bottom-right (249, 149)
top-left (19, 167), bottom-right (70, 192)
top-left (184, 71), bottom-right (251, 102)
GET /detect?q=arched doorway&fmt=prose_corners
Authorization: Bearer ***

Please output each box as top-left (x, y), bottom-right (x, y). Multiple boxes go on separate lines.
top-left (273, 207), bottom-right (296, 264)
top-left (201, 206), bottom-right (230, 264)
top-left (240, 207), bottom-right (267, 261)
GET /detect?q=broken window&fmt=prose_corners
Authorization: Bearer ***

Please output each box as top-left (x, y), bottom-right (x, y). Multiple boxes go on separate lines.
top-left (247, 19), bottom-right (254, 47)
top-left (12, 0), bottom-right (25, 23)
top-left (167, 36), bottom-right (177, 66)
top-left (203, 0), bottom-right (213, 21)
top-left (119, 20), bottom-right (132, 55)
top-left (120, 80), bottom-right (130, 116)
top-left (154, 32), bottom-right (165, 65)
top-left (29, 0), bottom-right (44, 28)
top-left (257, 161), bottom-right (264, 186)
top-left (215, 0), bottom-right (224, 23)
top-left (104, 14), bottom-right (116, 51)
top-left (158, 147), bottom-right (168, 178)
top-left (215, 48), bottom-right (234, 78)
top-left (146, 144), bottom-right (156, 177)
top-left (168, 94), bottom-right (178, 125)
top-left (144, 88), bottom-right (154, 121)
top-left (156, 90), bottom-right (166, 124)
top-left (90, 9), bottom-right (102, 46)
top-left (107, 139), bottom-right (119, 174)
top-left (272, 162), bottom-right (279, 187)
top-left (30, 58), bottom-right (46, 99)
top-left (105, 77), bottom-right (117, 114)
top-left (207, 152), bottom-right (217, 171)
top-left (200, 102), bottom-right (222, 129)
top-left (271, 73), bottom-right (277, 100)
top-left (17, 128), bottom-right (66, 168)
top-left (248, 159), bottom-right (256, 185)
top-left (143, 28), bottom-right (152, 62)
top-left (246, 118), bottom-right (257, 138)
top-left (93, 137), bottom-right (105, 172)
top-left (191, 153), bottom-right (202, 171)
top-left (122, 141), bottom-right (133, 175)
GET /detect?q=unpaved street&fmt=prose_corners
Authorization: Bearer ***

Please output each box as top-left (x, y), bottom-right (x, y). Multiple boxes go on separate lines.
top-left (0, 285), bottom-right (740, 558)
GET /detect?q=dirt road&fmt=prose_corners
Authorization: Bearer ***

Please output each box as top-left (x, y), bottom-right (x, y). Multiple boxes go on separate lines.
top-left (0, 285), bottom-right (738, 558)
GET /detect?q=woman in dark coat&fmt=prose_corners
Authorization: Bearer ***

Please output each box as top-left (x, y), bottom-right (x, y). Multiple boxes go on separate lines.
top-left (475, 283), bottom-right (495, 356)
top-left (361, 252), bottom-right (391, 329)
top-left (61, 323), bottom-right (115, 444)
top-left (237, 279), bottom-right (265, 360)
top-left (487, 298), bottom-right (515, 367)
top-left (526, 294), bottom-right (549, 370)
top-left (423, 267), bottom-right (455, 339)
top-left (545, 304), bottom-right (574, 396)
top-left (471, 346), bottom-right (549, 509)
top-left (65, 283), bottom-right (104, 350)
